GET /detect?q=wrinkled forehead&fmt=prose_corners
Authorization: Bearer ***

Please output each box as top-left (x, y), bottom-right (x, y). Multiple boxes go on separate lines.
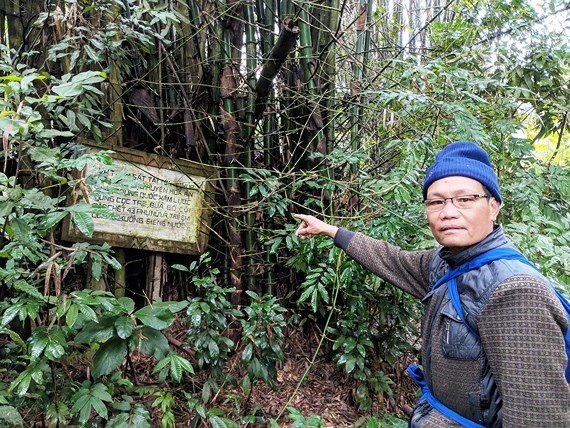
top-left (426, 176), bottom-right (487, 197)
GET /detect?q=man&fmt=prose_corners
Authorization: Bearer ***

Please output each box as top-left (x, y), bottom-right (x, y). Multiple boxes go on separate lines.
top-left (294, 141), bottom-right (569, 427)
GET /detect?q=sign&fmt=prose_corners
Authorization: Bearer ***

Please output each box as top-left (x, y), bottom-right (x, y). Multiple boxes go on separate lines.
top-left (62, 144), bottom-right (217, 254)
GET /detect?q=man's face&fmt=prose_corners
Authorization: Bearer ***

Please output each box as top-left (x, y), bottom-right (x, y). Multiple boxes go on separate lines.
top-left (426, 176), bottom-right (500, 252)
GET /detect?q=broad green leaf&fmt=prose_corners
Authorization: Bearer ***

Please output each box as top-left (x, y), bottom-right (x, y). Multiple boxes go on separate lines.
top-left (10, 218), bottom-right (31, 240)
top-left (0, 406), bottom-right (23, 427)
top-left (298, 285), bottom-right (315, 304)
top-left (91, 256), bottom-right (103, 281)
top-left (75, 317), bottom-right (116, 344)
top-left (170, 355), bottom-right (182, 381)
top-left (37, 129), bottom-right (74, 139)
top-left (29, 327), bottom-right (49, 360)
top-left (209, 415), bottom-right (228, 428)
top-left (131, 404), bottom-right (152, 426)
top-left (92, 337), bottom-right (127, 378)
top-left (65, 303), bottom-right (79, 327)
top-left (45, 328), bottom-right (66, 360)
top-left (77, 303), bottom-right (99, 322)
top-left (14, 279), bottom-right (44, 300)
top-left (345, 358), bottom-right (356, 374)
top-left (115, 316), bottom-right (134, 339)
top-left (112, 401), bottom-right (131, 412)
top-left (0, 201), bottom-right (14, 217)
top-left (5, 329), bottom-right (26, 351)
top-left (135, 326), bottom-right (169, 360)
top-left (1, 304), bottom-right (22, 326)
top-left (134, 306), bottom-right (174, 330)
top-left (90, 382), bottom-right (113, 402)
top-left (41, 211), bottom-right (68, 230)
top-left (52, 83), bottom-right (83, 97)
top-left (242, 343), bottom-right (253, 363)
top-left (70, 393), bottom-right (91, 416)
top-left (176, 355), bottom-right (194, 375)
top-left (171, 264), bottom-right (189, 272)
top-left (150, 300), bottom-right (189, 313)
top-left (71, 211), bottom-right (94, 237)
top-left (10, 369), bottom-right (33, 396)
top-left (208, 339), bottom-right (219, 357)
top-left (107, 414), bottom-right (130, 427)
top-left (242, 374), bottom-right (251, 395)
top-left (116, 297), bottom-right (135, 314)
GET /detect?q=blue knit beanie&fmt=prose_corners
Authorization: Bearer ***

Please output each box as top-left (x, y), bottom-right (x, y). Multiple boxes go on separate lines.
top-left (422, 141), bottom-right (501, 203)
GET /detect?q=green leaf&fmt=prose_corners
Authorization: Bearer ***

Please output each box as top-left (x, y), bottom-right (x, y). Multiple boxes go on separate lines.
top-left (92, 336), bottom-right (127, 378)
top-left (115, 316), bottom-right (135, 339)
top-left (116, 297), bottom-right (135, 314)
top-left (90, 382), bottom-right (113, 402)
top-left (208, 339), bottom-right (219, 357)
top-left (134, 306), bottom-right (174, 330)
top-left (169, 355), bottom-right (182, 381)
top-left (298, 285), bottom-right (316, 304)
top-left (29, 327), bottom-right (49, 360)
top-left (242, 374), bottom-right (251, 395)
top-left (171, 264), bottom-right (189, 272)
top-left (91, 255), bottom-right (103, 281)
top-left (0, 201), bottom-right (14, 217)
top-left (70, 394), bottom-right (91, 421)
top-left (71, 211), bottom-right (94, 237)
top-left (10, 369), bottom-right (33, 396)
top-left (37, 129), bottom-right (74, 139)
top-left (136, 327), bottom-right (169, 360)
top-left (45, 328), bottom-right (66, 360)
top-left (75, 317), bottom-right (116, 344)
top-left (5, 329), bottom-right (26, 351)
top-left (176, 355), bottom-right (194, 375)
top-left (0, 406), bottom-right (23, 427)
top-left (41, 211), bottom-right (68, 230)
top-left (242, 343), bottom-right (253, 363)
top-left (14, 279), bottom-right (44, 300)
top-left (10, 217), bottom-right (31, 240)
top-left (65, 303), bottom-right (79, 327)
top-left (345, 358), bottom-right (356, 374)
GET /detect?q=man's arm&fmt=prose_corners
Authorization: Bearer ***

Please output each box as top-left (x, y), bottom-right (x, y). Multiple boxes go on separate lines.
top-left (293, 214), bottom-right (434, 299)
top-left (479, 276), bottom-right (570, 428)
top-left (340, 231), bottom-right (434, 299)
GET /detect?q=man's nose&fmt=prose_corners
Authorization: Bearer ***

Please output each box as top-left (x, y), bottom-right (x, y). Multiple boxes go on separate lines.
top-left (439, 199), bottom-right (460, 217)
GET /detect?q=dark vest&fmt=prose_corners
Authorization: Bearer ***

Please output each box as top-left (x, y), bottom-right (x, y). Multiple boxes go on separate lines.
top-left (420, 227), bottom-right (548, 427)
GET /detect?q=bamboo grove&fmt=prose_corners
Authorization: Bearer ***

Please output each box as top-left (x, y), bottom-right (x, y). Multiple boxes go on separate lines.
top-left (1, 0), bottom-right (569, 424)
top-left (1, 0), bottom-right (444, 299)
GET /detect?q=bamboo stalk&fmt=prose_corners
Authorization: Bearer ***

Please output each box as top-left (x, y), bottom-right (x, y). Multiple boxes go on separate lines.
top-left (243, 0), bottom-right (258, 292)
top-left (219, 25), bottom-right (243, 304)
top-left (297, 4), bottom-right (326, 169)
top-left (350, 0), bottom-right (369, 176)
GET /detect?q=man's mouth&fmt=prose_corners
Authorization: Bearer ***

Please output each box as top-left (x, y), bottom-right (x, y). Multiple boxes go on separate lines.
top-left (440, 225), bottom-right (463, 232)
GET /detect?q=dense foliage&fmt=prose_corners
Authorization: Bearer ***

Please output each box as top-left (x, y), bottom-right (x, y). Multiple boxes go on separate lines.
top-left (0, 0), bottom-right (568, 426)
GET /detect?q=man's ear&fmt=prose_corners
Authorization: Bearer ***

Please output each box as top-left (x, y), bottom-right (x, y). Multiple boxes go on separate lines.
top-left (490, 198), bottom-right (500, 221)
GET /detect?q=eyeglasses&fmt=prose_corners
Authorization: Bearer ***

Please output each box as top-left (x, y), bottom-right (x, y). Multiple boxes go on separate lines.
top-left (424, 194), bottom-right (490, 212)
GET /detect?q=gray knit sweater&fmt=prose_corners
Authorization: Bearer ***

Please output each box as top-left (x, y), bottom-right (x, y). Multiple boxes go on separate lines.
top-left (334, 227), bottom-right (570, 427)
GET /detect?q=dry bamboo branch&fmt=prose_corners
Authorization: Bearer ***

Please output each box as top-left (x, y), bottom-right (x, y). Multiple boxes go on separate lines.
top-left (255, 18), bottom-right (299, 118)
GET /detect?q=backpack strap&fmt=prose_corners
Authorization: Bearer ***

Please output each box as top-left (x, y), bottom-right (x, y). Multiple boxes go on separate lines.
top-left (448, 278), bottom-right (480, 339)
top-left (431, 247), bottom-right (534, 292)
top-left (439, 247), bottom-right (570, 382)
top-left (407, 365), bottom-right (486, 428)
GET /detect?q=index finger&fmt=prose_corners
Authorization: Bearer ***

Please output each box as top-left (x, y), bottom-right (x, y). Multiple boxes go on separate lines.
top-left (293, 214), bottom-right (309, 222)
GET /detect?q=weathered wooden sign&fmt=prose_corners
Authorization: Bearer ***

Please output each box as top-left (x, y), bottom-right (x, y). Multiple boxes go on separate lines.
top-left (62, 144), bottom-right (217, 255)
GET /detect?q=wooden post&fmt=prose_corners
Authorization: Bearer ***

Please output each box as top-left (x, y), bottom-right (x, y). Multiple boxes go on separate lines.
top-left (114, 249), bottom-right (126, 297)
top-left (146, 254), bottom-right (164, 304)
